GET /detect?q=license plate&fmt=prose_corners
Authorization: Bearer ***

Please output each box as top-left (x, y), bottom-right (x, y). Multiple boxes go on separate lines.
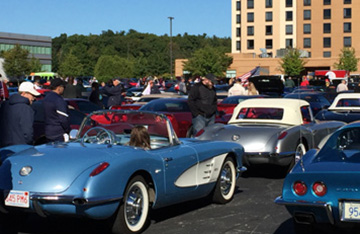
top-left (4, 190), bottom-right (30, 208)
top-left (343, 201), bottom-right (360, 220)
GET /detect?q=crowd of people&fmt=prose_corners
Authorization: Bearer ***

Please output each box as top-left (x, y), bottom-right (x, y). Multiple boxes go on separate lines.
top-left (0, 71), bottom-right (358, 148)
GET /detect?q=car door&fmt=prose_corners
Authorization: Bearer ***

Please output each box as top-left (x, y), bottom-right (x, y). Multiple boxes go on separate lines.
top-left (147, 144), bottom-right (198, 203)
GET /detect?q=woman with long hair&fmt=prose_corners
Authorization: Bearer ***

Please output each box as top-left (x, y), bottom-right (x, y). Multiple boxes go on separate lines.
top-left (128, 125), bottom-right (151, 149)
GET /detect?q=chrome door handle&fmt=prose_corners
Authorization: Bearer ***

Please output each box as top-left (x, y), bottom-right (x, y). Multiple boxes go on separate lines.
top-left (163, 157), bottom-right (173, 162)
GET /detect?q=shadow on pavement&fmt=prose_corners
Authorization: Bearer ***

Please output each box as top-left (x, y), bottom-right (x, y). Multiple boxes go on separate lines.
top-left (242, 164), bottom-right (287, 179)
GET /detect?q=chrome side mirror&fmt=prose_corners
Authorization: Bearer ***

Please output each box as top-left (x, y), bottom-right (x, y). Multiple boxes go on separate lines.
top-left (69, 129), bottom-right (79, 140)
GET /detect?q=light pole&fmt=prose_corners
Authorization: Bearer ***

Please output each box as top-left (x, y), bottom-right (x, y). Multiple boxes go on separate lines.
top-left (168, 16), bottom-right (174, 79)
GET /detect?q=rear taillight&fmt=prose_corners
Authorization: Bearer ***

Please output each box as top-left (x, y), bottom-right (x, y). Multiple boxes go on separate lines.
top-left (293, 181), bottom-right (307, 196)
top-left (312, 182), bottom-right (327, 196)
top-left (90, 162), bottom-right (110, 177)
top-left (195, 129), bottom-right (205, 137)
top-left (278, 131), bottom-right (288, 140)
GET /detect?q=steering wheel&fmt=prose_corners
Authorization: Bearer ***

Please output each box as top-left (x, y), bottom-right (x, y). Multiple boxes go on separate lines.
top-left (82, 127), bottom-right (115, 145)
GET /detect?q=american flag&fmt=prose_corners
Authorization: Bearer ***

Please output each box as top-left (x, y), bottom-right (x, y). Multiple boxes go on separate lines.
top-left (237, 66), bottom-right (260, 87)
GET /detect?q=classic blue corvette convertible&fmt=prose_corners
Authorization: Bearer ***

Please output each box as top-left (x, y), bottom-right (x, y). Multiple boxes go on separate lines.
top-left (275, 121), bottom-right (360, 232)
top-left (0, 110), bottom-right (245, 234)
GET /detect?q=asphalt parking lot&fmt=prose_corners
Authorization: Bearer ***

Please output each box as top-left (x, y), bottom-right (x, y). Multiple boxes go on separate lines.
top-left (0, 166), bottom-right (298, 234)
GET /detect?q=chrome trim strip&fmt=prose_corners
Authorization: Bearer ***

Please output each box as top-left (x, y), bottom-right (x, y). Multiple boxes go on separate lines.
top-left (31, 194), bottom-right (122, 206)
top-left (275, 196), bottom-right (334, 225)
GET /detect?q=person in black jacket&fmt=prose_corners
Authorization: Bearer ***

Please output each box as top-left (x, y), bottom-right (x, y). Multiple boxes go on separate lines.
top-left (101, 78), bottom-right (125, 108)
top-left (43, 78), bottom-right (71, 142)
top-left (89, 82), bottom-right (104, 108)
top-left (0, 82), bottom-right (40, 147)
top-left (187, 73), bottom-right (217, 136)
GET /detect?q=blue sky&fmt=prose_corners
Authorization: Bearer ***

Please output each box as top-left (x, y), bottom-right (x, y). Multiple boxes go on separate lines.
top-left (2, 0), bottom-right (231, 38)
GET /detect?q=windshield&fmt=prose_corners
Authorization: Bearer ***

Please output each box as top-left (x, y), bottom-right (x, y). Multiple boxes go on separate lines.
top-left (316, 127), bottom-right (360, 162)
top-left (140, 99), bottom-right (190, 112)
top-left (77, 111), bottom-right (173, 147)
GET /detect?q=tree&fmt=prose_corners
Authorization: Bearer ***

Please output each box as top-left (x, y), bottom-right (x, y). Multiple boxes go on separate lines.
top-left (183, 46), bottom-right (233, 77)
top-left (334, 47), bottom-right (359, 72)
top-left (279, 48), bottom-right (307, 76)
top-left (2, 44), bottom-right (31, 78)
top-left (29, 56), bottom-right (42, 72)
top-left (58, 53), bottom-right (83, 77)
top-left (94, 55), bottom-right (135, 82)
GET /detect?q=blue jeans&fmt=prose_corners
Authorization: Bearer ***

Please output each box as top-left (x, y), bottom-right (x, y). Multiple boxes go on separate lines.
top-left (192, 114), bottom-right (215, 136)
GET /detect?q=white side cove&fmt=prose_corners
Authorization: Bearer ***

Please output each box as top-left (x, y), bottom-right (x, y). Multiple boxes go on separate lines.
top-left (175, 153), bottom-right (227, 187)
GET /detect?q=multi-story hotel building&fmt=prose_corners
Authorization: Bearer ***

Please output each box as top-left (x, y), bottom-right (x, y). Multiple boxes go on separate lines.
top-left (227, 0), bottom-right (360, 76)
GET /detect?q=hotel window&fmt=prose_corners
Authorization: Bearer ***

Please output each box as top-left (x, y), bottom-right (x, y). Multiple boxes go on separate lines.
top-left (304, 24), bottom-right (311, 34)
top-left (323, 38), bottom-right (331, 48)
top-left (286, 11), bottom-right (293, 21)
top-left (304, 10), bottom-right (311, 20)
top-left (266, 0), bottom-right (272, 8)
top-left (344, 23), bottom-right (351, 33)
top-left (323, 0), bottom-right (331, 5)
top-left (236, 1), bottom-right (241, 10)
top-left (344, 37), bottom-right (352, 47)
top-left (344, 0), bottom-right (351, 4)
top-left (266, 39), bottom-right (273, 49)
top-left (324, 9), bottom-right (331, 19)
top-left (286, 0), bottom-right (293, 7)
top-left (323, 51), bottom-right (331, 57)
top-left (266, 12), bottom-right (273, 21)
top-left (247, 26), bottom-right (254, 36)
top-left (236, 27), bottom-right (241, 37)
top-left (266, 25), bottom-right (273, 35)
top-left (304, 0), bottom-right (311, 6)
top-left (236, 14), bottom-right (241, 23)
top-left (304, 38), bottom-right (311, 48)
top-left (247, 0), bottom-right (254, 9)
top-left (247, 40), bottom-right (254, 49)
top-left (286, 25), bottom-right (293, 35)
top-left (286, 39), bottom-right (293, 48)
top-left (323, 23), bottom-right (331, 33)
top-left (344, 8), bottom-right (352, 18)
top-left (236, 41), bottom-right (241, 51)
top-left (247, 13), bottom-right (254, 22)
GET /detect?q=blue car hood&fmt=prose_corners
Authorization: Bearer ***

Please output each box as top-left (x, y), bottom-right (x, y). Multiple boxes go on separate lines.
top-left (0, 143), bottom-right (133, 193)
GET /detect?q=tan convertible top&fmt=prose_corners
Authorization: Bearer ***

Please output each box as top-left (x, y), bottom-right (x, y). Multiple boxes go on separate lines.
top-left (229, 98), bottom-right (310, 126)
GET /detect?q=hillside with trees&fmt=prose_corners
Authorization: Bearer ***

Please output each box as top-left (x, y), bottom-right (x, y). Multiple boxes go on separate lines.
top-left (52, 29), bottom-right (231, 81)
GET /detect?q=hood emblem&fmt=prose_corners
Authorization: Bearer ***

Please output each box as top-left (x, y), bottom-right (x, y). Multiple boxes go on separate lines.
top-left (18, 180), bottom-right (23, 185)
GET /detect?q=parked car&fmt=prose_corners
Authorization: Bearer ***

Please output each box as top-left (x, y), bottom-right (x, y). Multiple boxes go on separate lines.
top-left (65, 98), bottom-right (103, 115)
top-left (0, 110), bottom-right (246, 233)
top-left (315, 93), bottom-right (360, 123)
top-left (275, 122), bottom-right (360, 233)
top-left (111, 93), bottom-right (184, 110)
top-left (284, 92), bottom-right (331, 116)
top-left (139, 98), bottom-right (193, 137)
top-left (32, 100), bottom-right (86, 145)
top-left (197, 98), bottom-right (345, 172)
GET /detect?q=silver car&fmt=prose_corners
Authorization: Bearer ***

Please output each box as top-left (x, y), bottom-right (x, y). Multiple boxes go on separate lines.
top-left (197, 98), bottom-right (345, 172)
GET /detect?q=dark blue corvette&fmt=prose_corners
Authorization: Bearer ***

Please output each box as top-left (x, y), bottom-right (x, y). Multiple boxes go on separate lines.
top-left (275, 122), bottom-right (360, 233)
top-left (0, 110), bottom-right (245, 233)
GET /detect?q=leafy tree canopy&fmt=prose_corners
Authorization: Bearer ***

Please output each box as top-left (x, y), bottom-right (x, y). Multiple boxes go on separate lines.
top-left (52, 30), bottom-right (231, 78)
top-left (2, 44), bottom-right (31, 78)
top-left (183, 46), bottom-right (233, 77)
top-left (279, 48), bottom-right (307, 76)
top-left (334, 47), bottom-right (359, 72)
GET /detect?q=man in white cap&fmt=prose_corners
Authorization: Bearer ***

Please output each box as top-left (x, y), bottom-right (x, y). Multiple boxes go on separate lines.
top-left (0, 81), bottom-right (40, 147)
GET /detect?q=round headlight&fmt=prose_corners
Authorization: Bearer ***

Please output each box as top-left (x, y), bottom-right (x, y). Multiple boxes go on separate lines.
top-left (20, 166), bottom-right (32, 176)
top-left (232, 134), bottom-right (240, 141)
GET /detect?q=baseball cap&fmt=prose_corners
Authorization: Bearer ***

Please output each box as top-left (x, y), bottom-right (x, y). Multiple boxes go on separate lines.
top-left (50, 78), bottom-right (67, 89)
top-left (19, 81), bottom-right (41, 96)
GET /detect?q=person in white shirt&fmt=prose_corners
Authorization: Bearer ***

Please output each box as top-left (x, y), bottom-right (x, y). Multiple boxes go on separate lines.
top-left (336, 79), bottom-right (348, 93)
top-left (228, 78), bottom-right (246, 96)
